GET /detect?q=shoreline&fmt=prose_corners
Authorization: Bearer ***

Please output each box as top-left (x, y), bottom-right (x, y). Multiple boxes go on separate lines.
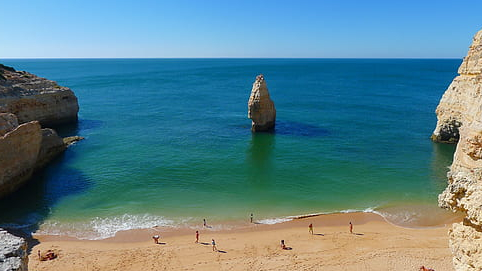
top-left (30, 206), bottom-right (463, 242)
top-left (30, 211), bottom-right (459, 270)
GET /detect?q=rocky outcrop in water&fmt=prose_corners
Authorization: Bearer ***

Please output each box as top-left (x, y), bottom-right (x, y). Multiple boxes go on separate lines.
top-left (436, 28), bottom-right (482, 271)
top-left (248, 75), bottom-right (276, 132)
top-left (0, 113), bottom-right (82, 199)
top-left (0, 64), bottom-right (79, 127)
top-left (432, 30), bottom-right (482, 143)
top-left (0, 64), bottom-right (82, 199)
top-left (0, 229), bottom-right (28, 271)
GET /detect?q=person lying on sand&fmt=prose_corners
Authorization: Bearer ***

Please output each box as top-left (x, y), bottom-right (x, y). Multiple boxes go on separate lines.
top-left (419, 266), bottom-right (435, 271)
top-left (39, 250), bottom-right (57, 261)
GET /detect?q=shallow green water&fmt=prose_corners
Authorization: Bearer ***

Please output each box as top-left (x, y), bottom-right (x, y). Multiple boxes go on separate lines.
top-left (0, 59), bottom-right (459, 239)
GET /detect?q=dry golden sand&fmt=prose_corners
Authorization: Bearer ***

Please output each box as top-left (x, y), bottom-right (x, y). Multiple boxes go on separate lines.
top-left (29, 212), bottom-right (456, 271)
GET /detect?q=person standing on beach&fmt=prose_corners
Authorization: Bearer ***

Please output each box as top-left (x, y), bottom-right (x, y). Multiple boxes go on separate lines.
top-left (349, 222), bottom-right (353, 234)
top-left (153, 235), bottom-right (160, 244)
top-left (203, 219), bottom-right (207, 227)
top-left (195, 231), bottom-right (199, 243)
top-left (250, 213), bottom-right (253, 223)
top-left (309, 223), bottom-right (313, 235)
top-left (280, 240), bottom-right (287, 249)
top-left (212, 239), bottom-right (217, 251)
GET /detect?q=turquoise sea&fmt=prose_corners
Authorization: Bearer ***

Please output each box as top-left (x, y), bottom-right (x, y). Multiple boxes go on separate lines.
top-left (0, 59), bottom-right (459, 239)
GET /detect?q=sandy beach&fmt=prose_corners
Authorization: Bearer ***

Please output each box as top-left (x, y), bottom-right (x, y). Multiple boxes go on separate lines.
top-left (28, 212), bottom-right (457, 271)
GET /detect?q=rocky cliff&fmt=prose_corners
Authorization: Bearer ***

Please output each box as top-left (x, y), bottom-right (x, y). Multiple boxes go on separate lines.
top-left (0, 64), bottom-right (79, 127)
top-left (248, 75), bottom-right (276, 132)
top-left (0, 114), bottom-right (42, 199)
top-left (432, 30), bottom-right (482, 143)
top-left (0, 229), bottom-right (28, 271)
top-left (0, 64), bottom-right (82, 271)
top-left (0, 64), bottom-right (82, 199)
top-left (436, 29), bottom-right (482, 271)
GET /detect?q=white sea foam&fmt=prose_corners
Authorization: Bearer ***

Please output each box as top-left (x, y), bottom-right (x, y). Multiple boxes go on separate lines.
top-left (339, 207), bottom-right (376, 214)
top-left (35, 214), bottom-right (177, 240)
top-left (256, 218), bottom-right (292, 225)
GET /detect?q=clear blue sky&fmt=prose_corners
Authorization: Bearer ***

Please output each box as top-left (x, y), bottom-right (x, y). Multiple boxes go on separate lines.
top-left (1, 0), bottom-right (481, 58)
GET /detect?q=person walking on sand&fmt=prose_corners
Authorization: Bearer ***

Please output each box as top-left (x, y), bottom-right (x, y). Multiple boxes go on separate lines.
top-left (280, 240), bottom-right (287, 249)
top-left (152, 234), bottom-right (160, 244)
top-left (349, 222), bottom-right (353, 234)
top-left (195, 231), bottom-right (199, 243)
top-left (212, 239), bottom-right (218, 251)
top-left (250, 213), bottom-right (253, 223)
top-left (309, 223), bottom-right (313, 235)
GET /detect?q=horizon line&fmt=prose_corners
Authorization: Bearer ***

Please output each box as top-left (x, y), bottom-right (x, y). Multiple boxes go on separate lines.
top-left (0, 57), bottom-right (463, 60)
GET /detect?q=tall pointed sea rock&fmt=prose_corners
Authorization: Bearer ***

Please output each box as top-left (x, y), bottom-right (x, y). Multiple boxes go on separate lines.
top-left (248, 75), bottom-right (276, 132)
top-left (434, 28), bottom-right (482, 271)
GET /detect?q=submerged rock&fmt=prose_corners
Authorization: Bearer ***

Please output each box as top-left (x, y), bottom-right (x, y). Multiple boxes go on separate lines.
top-left (0, 229), bottom-right (28, 271)
top-left (248, 75), bottom-right (276, 132)
top-left (0, 64), bottom-right (79, 127)
top-left (435, 28), bottom-right (482, 271)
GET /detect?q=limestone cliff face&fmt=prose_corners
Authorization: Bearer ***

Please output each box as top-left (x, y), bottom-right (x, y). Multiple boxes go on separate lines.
top-left (248, 75), bottom-right (276, 132)
top-left (0, 229), bottom-right (28, 271)
top-left (0, 113), bottom-right (79, 199)
top-left (0, 113), bottom-right (19, 136)
top-left (0, 117), bottom-right (42, 199)
top-left (432, 30), bottom-right (482, 143)
top-left (436, 28), bottom-right (482, 271)
top-left (0, 64), bottom-right (79, 127)
top-left (35, 128), bottom-right (67, 170)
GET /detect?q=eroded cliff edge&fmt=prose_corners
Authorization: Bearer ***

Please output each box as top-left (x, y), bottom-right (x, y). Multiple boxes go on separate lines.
top-left (0, 229), bottom-right (28, 271)
top-left (0, 64), bottom-right (79, 127)
top-left (432, 30), bottom-right (482, 143)
top-left (435, 29), bottom-right (482, 270)
top-left (0, 64), bottom-right (81, 199)
top-left (0, 64), bottom-right (82, 270)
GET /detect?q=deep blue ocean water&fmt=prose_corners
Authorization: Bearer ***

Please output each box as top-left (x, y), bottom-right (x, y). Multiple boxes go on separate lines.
top-left (0, 59), bottom-right (459, 239)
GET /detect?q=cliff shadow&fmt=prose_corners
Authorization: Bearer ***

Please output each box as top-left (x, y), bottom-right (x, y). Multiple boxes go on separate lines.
top-left (50, 118), bottom-right (103, 137)
top-left (430, 142), bottom-right (456, 191)
top-left (274, 121), bottom-right (329, 138)
top-left (0, 147), bottom-right (92, 252)
top-left (246, 132), bottom-right (275, 188)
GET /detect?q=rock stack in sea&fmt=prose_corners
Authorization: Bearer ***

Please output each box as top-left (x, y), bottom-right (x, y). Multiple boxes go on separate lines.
top-left (0, 64), bottom-right (82, 199)
top-left (248, 74), bottom-right (276, 132)
top-left (434, 28), bottom-right (482, 271)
